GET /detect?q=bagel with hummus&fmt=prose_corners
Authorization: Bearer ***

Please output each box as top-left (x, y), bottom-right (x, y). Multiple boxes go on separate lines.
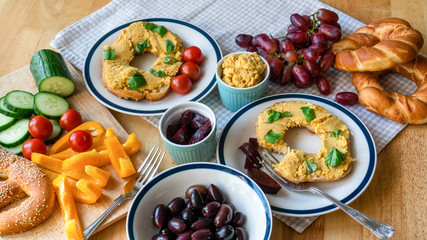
top-left (255, 101), bottom-right (355, 183)
top-left (102, 21), bottom-right (184, 101)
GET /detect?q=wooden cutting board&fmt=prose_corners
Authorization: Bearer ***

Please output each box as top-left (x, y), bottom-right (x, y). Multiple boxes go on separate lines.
top-left (0, 63), bottom-right (146, 239)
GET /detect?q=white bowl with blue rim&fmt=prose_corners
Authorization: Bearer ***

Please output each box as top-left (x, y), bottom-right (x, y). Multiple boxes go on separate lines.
top-left (159, 101), bottom-right (216, 164)
top-left (126, 162), bottom-right (272, 240)
top-left (216, 51), bottom-right (270, 112)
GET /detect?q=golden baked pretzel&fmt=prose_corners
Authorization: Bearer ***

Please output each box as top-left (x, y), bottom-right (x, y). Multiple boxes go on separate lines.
top-left (0, 146), bottom-right (55, 235)
top-left (331, 18), bottom-right (424, 72)
top-left (352, 54), bottom-right (427, 124)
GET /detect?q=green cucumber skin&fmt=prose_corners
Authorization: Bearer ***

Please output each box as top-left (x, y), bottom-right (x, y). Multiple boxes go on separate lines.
top-left (0, 113), bottom-right (17, 131)
top-left (4, 90), bottom-right (35, 115)
top-left (30, 49), bottom-right (75, 97)
top-left (0, 119), bottom-right (30, 148)
top-left (33, 92), bottom-right (70, 119)
top-left (44, 119), bottom-right (62, 145)
top-left (4, 136), bottom-right (32, 155)
top-left (0, 97), bottom-right (32, 119)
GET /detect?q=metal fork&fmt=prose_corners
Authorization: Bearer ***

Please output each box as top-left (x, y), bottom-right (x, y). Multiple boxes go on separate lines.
top-left (83, 145), bottom-right (166, 240)
top-left (261, 150), bottom-right (394, 239)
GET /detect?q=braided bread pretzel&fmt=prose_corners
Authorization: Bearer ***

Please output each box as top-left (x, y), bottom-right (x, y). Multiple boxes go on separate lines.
top-left (0, 146), bottom-right (55, 235)
top-left (331, 18), bottom-right (424, 72)
top-left (352, 54), bottom-right (427, 124)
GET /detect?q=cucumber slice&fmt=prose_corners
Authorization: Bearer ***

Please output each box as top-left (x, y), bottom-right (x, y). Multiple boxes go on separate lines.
top-left (3, 136), bottom-right (32, 155)
top-left (44, 119), bottom-right (62, 144)
top-left (0, 97), bottom-right (32, 119)
top-left (4, 90), bottom-right (34, 115)
top-left (0, 118), bottom-right (30, 147)
top-left (30, 49), bottom-right (75, 97)
top-left (33, 92), bottom-right (70, 119)
top-left (0, 112), bottom-right (17, 131)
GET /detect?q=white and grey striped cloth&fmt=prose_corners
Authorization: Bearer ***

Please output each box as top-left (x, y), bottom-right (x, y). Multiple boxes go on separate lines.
top-left (51, 0), bottom-right (410, 233)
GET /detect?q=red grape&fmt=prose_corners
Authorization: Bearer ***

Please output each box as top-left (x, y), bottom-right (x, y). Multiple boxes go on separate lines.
top-left (288, 24), bottom-right (299, 33)
top-left (284, 51), bottom-right (298, 63)
top-left (246, 46), bottom-right (257, 52)
top-left (296, 48), bottom-right (306, 56)
top-left (309, 42), bottom-right (329, 55)
top-left (292, 65), bottom-right (312, 88)
top-left (303, 48), bottom-right (319, 62)
top-left (235, 34), bottom-right (253, 48)
top-left (315, 76), bottom-right (331, 95)
top-left (319, 50), bottom-right (335, 72)
top-left (336, 92), bottom-right (358, 105)
top-left (317, 9), bottom-right (339, 24)
top-left (269, 58), bottom-right (283, 81)
top-left (330, 22), bottom-right (342, 30)
top-left (286, 31), bottom-right (308, 44)
top-left (310, 33), bottom-right (326, 44)
top-left (280, 39), bottom-right (295, 55)
top-left (263, 54), bottom-right (274, 64)
top-left (290, 13), bottom-right (308, 31)
top-left (302, 15), bottom-right (311, 25)
top-left (280, 65), bottom-right (293, 85)
top-left (319, 23), bottom-right (342, 42)
top-left (253, 34), bottom-right (279, 55)
top-left (303, 60), bottom-right (320, 78)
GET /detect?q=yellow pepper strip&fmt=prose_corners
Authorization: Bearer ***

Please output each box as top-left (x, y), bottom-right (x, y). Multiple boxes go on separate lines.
top-left (47, 121), bottom-right (105, 155)
top-left (32, 153), bottom-right (110, 187)
top-left (44, 169), bottom-right (103, 204)
top-left (53, 174), bottom-right (84, 240)
top-left (50, 148), bottom-right (79, 160)
top-left (123, 133), bottom-right (142, 156)
top-left (62, 149), bottom-right (110, 170)
top-left (105, 127), bottom-right (136, 178)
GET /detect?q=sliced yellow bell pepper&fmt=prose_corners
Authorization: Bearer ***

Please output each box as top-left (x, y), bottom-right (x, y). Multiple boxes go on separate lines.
top-left (123, 133), bottom-right (142, 156)
top-left (62, 149), bottom-right (110, 170)
top-left (53, 174), bottom-right (84, 240)
top-left (105, 127), bottom-right (136, 178)
top-left (32, 153), bottom-right (110, 187)
top-left (47, 121), bottom-right (105, 155)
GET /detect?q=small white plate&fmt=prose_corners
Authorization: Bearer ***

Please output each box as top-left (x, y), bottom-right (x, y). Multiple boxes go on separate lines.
top-left (217, 93), bottom-right (377, 217)
top-left (83, 18), bottom-right (222, 116)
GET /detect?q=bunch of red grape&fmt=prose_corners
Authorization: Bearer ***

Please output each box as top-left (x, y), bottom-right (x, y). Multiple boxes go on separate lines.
top-left (235, 8), bottom-right (343, 96)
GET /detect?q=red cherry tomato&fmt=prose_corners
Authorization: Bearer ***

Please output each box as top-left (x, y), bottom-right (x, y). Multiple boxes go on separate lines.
top-left (171, 75), bottom-right (192, 95)
top-left (180, 62), bottom-right (201, 82)
top-left (68, 130), bottom-right (93, 152)
top-left (183, 46), bottom-right (204, 65)
top-left (22, 139), bottom-right (46, 160)
top-left (28, 115), bottom-right (53, 140)
top-left (60, 109), bottom-right (83, 132)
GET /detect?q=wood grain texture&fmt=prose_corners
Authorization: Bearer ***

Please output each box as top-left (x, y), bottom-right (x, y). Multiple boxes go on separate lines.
top-left (0, 0), bottom-right (425, 240)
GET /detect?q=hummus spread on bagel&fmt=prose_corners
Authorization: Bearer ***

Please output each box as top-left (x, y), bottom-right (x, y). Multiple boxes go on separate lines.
top-left (102, 21), bottom-right (184, 101)
top-left (255, 101), bottom-right (355, 183)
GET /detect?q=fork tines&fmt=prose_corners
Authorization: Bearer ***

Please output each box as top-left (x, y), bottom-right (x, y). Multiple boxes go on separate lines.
top-left (135, 145), bottom-right (165, 185)
top-left (260, 150), bottom-right (294, 187)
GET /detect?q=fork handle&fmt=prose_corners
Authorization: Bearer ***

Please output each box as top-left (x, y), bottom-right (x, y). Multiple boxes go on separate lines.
top-left (308, 187), bottom-right (394, 239)
top-left (83, 195), bottom-right (127, 240)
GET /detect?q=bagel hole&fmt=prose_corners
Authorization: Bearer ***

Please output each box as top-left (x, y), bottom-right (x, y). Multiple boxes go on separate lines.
top-left (130, 52), bottom-right (158, 71)
top-left (379, 72), bottom-right (418, 95)
top-left (282, 127), bottom-right (321, 154)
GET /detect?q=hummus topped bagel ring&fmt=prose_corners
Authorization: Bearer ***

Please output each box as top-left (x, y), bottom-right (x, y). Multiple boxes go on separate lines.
top-left (352, 54), bottom-right (427, 124)
top-left (255, 101), bottom-right (355, 183)
top-left (102, 21), bottom-right (184, 101)
top-left (331, 18), bottom-right (424, 72)
top-left (0, 146), bottom-right (55, 235)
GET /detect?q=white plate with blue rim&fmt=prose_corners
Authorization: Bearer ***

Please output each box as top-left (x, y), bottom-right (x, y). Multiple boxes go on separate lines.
top-left (83, 18), bottom-right (222, 116)
top-left (217, 93), bottom-right (377, 217)
top-left (126, 162), bottom-right (272, 240)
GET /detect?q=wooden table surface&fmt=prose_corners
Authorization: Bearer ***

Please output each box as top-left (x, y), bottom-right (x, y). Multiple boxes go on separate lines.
top-left (0, 1), bottom-right (426, 239)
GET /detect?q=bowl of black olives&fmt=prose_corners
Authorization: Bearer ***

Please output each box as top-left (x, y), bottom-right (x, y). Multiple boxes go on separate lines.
top-left (126, 162), bottom-right (272, 240)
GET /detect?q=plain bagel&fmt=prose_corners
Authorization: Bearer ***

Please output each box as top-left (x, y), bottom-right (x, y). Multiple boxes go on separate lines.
top-left (352, 54), bottom-right (427, 124)
top-left (331, 18), bottom-right (424, 72)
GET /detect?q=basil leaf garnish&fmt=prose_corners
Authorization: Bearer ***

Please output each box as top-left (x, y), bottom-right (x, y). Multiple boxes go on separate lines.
top-left (325, 147), bottom-right (345, 167)
top-left (143, 23), bottom-right (168, 37)
top-left (264, 130), bottom-right (283, 144)
top-left (330, 130), bottom-right (342, 139)
top-left (303, 157), bottom-right (317, 172)
top-left (300, 106), bottom-right (315, 122)
top-left (164, 56), bottom-right (178, 64)
top-left (165, 40), bottom-right (176, 54)
top-left (103, 49), bottom-right (115, 60)
top-left (266, 109), bottom-right (291, 123)
top-left (128, 73), bottom-right (147, 90)
top-left (136, 40), bottom-right (150, 53)
top-left (149, 68), bottom-right (166, 78)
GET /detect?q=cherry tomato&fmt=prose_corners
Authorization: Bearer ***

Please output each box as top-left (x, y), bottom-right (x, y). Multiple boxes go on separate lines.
top-left (68, 130), bottom-right (92, 152)
top-left (22, 139), bottom-right (46, 160)
top-left (60, 109), bottom-right (83, 132)
top-left (171, 75), bottom-right (192, 95)
top-left (180, 62), bottom-right (201, 82)
top-left (183, 46), bottom-right (204, 65)
top-left (28, 115), bottom-right (53, 140)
